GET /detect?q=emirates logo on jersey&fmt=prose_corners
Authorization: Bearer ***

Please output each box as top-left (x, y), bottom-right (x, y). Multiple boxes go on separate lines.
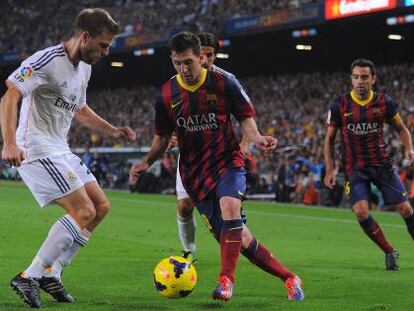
top-left (176, 113), bottom-right (218, 132)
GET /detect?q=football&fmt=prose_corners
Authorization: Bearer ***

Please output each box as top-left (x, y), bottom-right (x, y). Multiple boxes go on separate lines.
top-left (153, 256), bottom-right (197, 299)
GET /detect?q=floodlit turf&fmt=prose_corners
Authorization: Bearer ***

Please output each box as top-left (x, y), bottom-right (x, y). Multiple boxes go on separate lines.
top-left (1, 180), bottom-right (414, 310)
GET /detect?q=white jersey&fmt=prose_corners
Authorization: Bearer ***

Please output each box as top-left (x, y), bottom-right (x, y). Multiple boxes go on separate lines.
top-left (8, 43), bottom-right (91, 163)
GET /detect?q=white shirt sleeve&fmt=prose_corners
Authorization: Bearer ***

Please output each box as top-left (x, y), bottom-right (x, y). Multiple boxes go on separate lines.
top-left (7, 62), bottom-right (48, 98)
top-left (78, 65), bottom-right (91, 107)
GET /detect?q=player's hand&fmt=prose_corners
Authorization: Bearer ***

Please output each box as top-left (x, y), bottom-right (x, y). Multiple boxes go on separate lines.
top-left (1, 144), bottom-right (25, 167)
top-left (324, 170), bottom-right (336, 189)
top-left (112, 126), bottom-right (136, 141)
top-left (255, 136), bottom-right (277, 155)
top-left (167, 134), bottom-right (178, 150)
top-left (405, 149), bottom-right (414, 163)
top-left (129, 162), bottom-right (149, 185)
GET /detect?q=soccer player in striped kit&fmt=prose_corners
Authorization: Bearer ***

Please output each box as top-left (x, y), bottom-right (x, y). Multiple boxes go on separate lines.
top-left (130, 32), bottom-right (304, 302)
top-left (1, 9), bottom-right (136, 308)
top-left (324, 58), bottom-right (414, 271)
top-left (175, 32), bottom-right (250, 264)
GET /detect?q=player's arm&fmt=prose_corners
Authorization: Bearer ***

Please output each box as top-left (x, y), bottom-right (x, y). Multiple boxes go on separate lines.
top-left (240, 117), bottom-right (276, 154)
top-left (0, 81), bottom-right (25, 167)
top-left (129, 134), bottom-right (171, 184)
top-left (239, 134), bottom-right (250, 156)
top-left (75, 104), bottom-right (136, 141)
top-left (389, 113), bottom-right (414, 162)
top-left (323, 125), bottom-right (337, 189)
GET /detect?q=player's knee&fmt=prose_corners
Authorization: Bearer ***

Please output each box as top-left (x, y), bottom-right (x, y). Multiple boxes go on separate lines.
top-left (395, 201), bottom-right (413, 217)
top-left (177, 198), bottom-right (194, 217)
top-left (353, 204), bottom-right (369, 220)
top-left (220, 197), bottom-right (241, 219)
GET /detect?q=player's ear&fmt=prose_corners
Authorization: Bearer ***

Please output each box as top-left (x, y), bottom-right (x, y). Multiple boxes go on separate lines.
top-left (200, 53), bottom-right (206, 65)
top-left (80, 31), bottom-right (91, 45)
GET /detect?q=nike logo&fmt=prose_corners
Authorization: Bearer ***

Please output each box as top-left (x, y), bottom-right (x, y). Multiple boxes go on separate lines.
top-left (403, 192), bottom-right (408, 196)
top-left (344, 112), bottom-right (353, 117)
top-left (238, 190), bottom-right (244, 196)
top-left (171, 100), bottom-right (182, 108)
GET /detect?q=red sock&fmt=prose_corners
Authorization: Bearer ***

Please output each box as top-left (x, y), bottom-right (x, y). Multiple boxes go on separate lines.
top-left (219, 219), bottom-right (243, 283)
top-left (242, 238), bottom-right (294, 281)
top-left (359, 215), bottom-right (394, 253)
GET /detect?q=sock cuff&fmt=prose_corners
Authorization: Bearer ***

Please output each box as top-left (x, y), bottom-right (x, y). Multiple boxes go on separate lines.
top-left (74, 228), bottom-right (92, 246)
top-left (222, 219), bottom-right (244, 231)
top-left (242, 237), bottom-right (258, 257)
top-left (404, 212), bottom-right (414, 224)
top-left (358, 215), bottom-right (376, 231)
top-left (177, 214), bottom-right (195, 223)
top-left (58, 215), bottom-right (81, 240)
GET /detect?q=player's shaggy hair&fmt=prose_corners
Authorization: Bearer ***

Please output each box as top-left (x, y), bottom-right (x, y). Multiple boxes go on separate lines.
top-left (169, 32), bottom-right (201, 56)
top-left (71, 8), bottom-right (122, 38)
top-left (350, 58), bottom-right (377, 76)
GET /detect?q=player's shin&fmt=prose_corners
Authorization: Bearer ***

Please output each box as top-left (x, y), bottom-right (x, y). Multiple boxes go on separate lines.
top-left (358, 215), bottom-right (394, 253)
top-left (24, 215), bottom-right (81, 278)
top-left (219, 219), bottom-right (243, 282)
top-left (44, 228), bottom-right (92, 278)
top-left (241, 236), bottom-right (294, 280)
top-left (403, 212), bottom-right (414, 240)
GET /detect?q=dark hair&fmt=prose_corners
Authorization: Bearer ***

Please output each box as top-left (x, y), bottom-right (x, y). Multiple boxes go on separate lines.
top-left (197, 32), bottom-right (220, 54)
top-left (71, 8), bottom-right (122, 38)
top-left (350, 58), bottom-right (376, 76)
top-left (169, 32), bottom-right (201, 56)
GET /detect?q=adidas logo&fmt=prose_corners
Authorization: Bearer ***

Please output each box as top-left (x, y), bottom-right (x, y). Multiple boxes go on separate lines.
top-left (60, 81), bottom-right (68, 88)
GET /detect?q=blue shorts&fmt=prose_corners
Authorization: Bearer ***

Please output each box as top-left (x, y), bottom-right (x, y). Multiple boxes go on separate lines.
top-left (346, 167), bottom-right (408, 206)
top-left (195, 167), bottom-right (247, 241)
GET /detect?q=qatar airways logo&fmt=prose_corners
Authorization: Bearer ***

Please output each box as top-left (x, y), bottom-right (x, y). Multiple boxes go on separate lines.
top-left (176, 113), bottom-right (218, 132)
top-left (347, 122), bottom-right (378, 135)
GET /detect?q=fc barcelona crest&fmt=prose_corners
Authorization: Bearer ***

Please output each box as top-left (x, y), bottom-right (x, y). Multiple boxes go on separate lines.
top-left (206, 94), bottom-right (217, 107)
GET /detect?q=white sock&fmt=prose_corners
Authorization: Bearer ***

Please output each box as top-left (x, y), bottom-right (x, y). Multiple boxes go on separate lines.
top-left (44, 228), bottom-right (92, 279)
top-left (24, 215), bottom-right (81, 279)
top-left (177, 214), bottom-right (196, 253)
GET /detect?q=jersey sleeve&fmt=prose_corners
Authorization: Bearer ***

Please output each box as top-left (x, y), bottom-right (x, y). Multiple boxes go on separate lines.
top-left (154, 89), bottom-right (174, 136)
top-left (326, 97), bottom-right (341, 127)
top-left (78, 65), bottom-right (92, 108)
top-left (227, 76), bottom-right (255, 121)
top-left (7, 61), bottom-right (48, 98)
top-left (384, 94), bottom-right (398, 121)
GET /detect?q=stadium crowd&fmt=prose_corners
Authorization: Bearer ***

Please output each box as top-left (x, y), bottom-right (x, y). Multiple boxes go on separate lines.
top-left (1, 61), bottom-right (414, 208)
top-left (0, 0), bottom-right (317, 54)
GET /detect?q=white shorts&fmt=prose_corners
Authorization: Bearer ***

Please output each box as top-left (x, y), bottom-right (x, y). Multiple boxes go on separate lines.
top-left (17, 153), bottom-right (96, 207)
top-left (176, 155), bottom-right (190, 200)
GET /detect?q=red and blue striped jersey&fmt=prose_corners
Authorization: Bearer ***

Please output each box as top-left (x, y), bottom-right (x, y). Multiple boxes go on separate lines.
top-left (155, 68), bottom-right (255, 203)
top-left (327, 90), bottom-right (401, 177)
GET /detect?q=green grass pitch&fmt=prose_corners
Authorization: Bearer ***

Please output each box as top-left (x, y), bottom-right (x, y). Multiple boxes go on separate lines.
top-left (1, 180), bottom-right (414, 310)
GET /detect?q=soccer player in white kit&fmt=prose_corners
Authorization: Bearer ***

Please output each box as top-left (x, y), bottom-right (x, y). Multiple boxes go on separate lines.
top-left (175, 33), bottom-right (250, 264)
top-left (0, 8), bottom-right (136, 308)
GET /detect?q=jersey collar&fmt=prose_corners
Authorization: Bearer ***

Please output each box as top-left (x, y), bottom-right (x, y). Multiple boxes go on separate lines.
top-left (350, 90), bottom-right (374, 106)
top-left (177, 68), bottom-right (207, 92)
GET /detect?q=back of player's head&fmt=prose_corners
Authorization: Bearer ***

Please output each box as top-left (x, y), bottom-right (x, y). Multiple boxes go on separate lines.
top-left (350, 58), bottom-right (376, 76)
top-left (71, 8), bottom-right (122, 38)
top-left (197, 33), bottom-right (220, 54)
top-left (169, 32), bottom-right (201, 56)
